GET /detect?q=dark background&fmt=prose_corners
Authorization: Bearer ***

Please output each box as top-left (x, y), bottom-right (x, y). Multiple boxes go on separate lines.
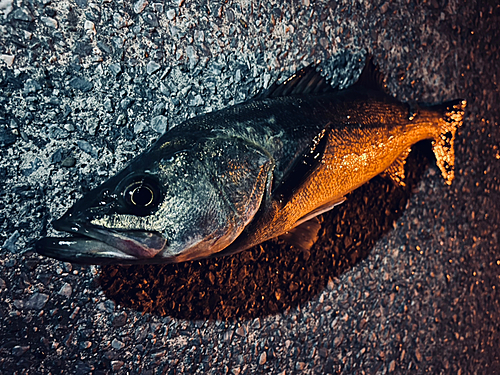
top-left (0, 0), bottom-right (499, 373)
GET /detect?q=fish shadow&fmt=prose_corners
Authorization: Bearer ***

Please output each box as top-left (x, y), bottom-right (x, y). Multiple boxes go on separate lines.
top-left (98, 142), bottom-right (433, 321)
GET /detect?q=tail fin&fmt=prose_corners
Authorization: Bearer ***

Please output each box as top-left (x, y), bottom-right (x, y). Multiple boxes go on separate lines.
top-left (431, 99), bottom-right (467, 185)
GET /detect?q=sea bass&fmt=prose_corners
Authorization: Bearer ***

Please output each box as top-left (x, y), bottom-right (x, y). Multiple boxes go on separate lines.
top-left (36, 59), bottom-right (466, 264)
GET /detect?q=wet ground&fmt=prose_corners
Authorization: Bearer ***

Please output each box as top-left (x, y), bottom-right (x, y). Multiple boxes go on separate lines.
top-left (0, 0), bottom-right (499, 373)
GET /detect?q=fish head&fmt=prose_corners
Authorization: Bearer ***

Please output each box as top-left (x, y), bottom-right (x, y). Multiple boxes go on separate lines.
top-left (36, 135), bottom-right (272, 264)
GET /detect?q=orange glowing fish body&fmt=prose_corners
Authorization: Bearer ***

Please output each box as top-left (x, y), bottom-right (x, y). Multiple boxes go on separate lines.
top-left (36, 59), bottom-right (466, 264)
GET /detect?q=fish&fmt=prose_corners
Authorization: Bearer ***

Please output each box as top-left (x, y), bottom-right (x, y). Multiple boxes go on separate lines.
top-left (35, 58), bottom-right (466, 265)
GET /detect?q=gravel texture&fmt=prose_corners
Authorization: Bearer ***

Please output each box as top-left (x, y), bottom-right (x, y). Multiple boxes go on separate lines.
top-left (0, 0), bottom-right (499, 374)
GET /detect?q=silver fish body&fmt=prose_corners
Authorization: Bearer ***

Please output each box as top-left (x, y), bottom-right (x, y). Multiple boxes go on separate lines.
top-left (36, 60), bottom-right (466, 264)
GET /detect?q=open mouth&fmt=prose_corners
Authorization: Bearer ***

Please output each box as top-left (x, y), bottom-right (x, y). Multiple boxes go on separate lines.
top-left (35, 218), bottom-right (167, 265)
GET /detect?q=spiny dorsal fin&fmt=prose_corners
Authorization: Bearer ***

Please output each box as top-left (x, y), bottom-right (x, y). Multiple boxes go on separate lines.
top-left (256, 65), bottom-right (335, 99)
top-left (353, 56), bottom-right (388, 93)
top-left (381, 148), bottom-right (412, 186)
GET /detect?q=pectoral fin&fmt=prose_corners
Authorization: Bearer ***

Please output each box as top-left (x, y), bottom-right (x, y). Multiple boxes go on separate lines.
top-left (293, 197), bottom-right (346, 229)
top-left (273, 125), bottom-right (331, 206)
top-left (279, 217), bottom-right (323, 251)
top-left (279, 197), bottom-right (346, 251)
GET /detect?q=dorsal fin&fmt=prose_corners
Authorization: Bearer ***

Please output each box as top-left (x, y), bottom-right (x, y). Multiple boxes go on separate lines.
top-left (353, 56), bottom-right (388, 93)
top-left (256, 65), bottom-right (335, 99)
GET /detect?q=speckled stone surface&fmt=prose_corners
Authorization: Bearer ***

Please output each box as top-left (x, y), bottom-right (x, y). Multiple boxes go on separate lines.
top-left (0, 0), bottom-right (499, 374)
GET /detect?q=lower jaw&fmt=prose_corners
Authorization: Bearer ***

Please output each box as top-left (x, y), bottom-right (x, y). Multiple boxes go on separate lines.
top-left (35, 236), bottom-right (138, 265)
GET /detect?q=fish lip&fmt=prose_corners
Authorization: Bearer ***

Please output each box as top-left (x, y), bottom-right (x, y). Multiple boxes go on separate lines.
top-left (36, 217), bottom-right (167, 264)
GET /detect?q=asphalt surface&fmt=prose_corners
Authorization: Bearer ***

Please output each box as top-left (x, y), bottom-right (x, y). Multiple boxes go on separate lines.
top-left (0, 0), bottom-right (499, 374)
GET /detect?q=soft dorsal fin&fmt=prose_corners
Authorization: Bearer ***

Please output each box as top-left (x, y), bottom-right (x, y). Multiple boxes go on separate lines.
top-left (272, 125), bottom-right (330, 206)
top-left (256, 65), bottom-right (335, 99)
top-left (353, 56), bottom-right (388, 93)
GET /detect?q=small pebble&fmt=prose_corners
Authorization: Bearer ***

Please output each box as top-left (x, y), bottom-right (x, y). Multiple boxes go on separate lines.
top-left (120, 97), bottom-right (134, 110)
top-left (40, 16), bottom-right (58, 28)
top-left (113, 13), bottom-right (128, 29)
top-left (166, 9), bottom-right (175, 20)
top-left (116, 114), bottom-right (127, 126)
top-left (84, 20), bottom-right (95, 33)
top-left (70, 306), bottom-right (80, 319)
top-left (12, 7), bottom-right (33, 21)
top-left (0, 127), bottom-right (16, 147)
top-left (61, 156), bottom-right (76, 167)
top-left (259, 351), bottom-right (267, 365)
top-left (80, 341), bottom-right (92, 349)
top-left (109, 63), bottom-right (122, 76)
top-left (153, 3), bottom-right (163, 12)
top-left (104, 98), bottom-right (114, 112)
top-left (159, 82), bottom-right (169, 96)
top-left (68, 77), bottom-right (93, 92)
top-left (236, 326), bottom-right (246, 337)
top-left (58, 283), bottom-right (72, 297)
top-left (112, 361), bottom-right (124, 371)
top-left (12, 345), bottom-right (29, 357)
top-left (111, 338), bottom-right (125, 350)
top-left (189, 94), bottom-right (204, 106)
top-left (150, 115), bottom-right (168, 134)
top-left (134, 121), bottom-right (147, 134)
top-left (25, 293), bottom-right (49, 310)
top-left (133, 0), bottom-right (148, 14)
top-left (147, 61), bottom-right (161, 75)
top-left (24, 79), bottom-right (41, 94)
top-left (0, 54), bottom-right (15, 67)
top-left (0, 0), bottom-right (13, 17)
top-left (2, 230), bottom-right (19, 253)
top-left (77, 140), bottom-right (96, 156)
top-left (112, 37), bottom-right (124, 49)
top-left (153, 102), bottom-right (166, 116)
top-left (112, 312), bottom-right (128, 328)
top-left (295, 362), bottom-right (306, 370)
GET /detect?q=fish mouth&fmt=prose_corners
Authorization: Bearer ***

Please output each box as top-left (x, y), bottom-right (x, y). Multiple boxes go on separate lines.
top-left (36, 218), bottom-right (167, 265)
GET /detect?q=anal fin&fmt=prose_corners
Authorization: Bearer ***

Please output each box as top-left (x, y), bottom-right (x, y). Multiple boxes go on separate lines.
top-left (381, 148), bottom-right (411, 186)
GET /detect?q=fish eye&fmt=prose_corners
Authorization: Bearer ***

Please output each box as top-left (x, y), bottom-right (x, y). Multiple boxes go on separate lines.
top-left (122, 176), bottom-right (162, 213)
top-left (127, 183), bottom-right (154, 207)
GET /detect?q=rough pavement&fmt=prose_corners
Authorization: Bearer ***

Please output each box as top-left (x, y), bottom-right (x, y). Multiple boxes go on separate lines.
top-left (0, 0), bottom-right (499, 374)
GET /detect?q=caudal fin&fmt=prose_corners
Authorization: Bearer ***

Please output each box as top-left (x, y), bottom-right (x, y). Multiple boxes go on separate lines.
top-left (430, 99), bottom-right (467, 185)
